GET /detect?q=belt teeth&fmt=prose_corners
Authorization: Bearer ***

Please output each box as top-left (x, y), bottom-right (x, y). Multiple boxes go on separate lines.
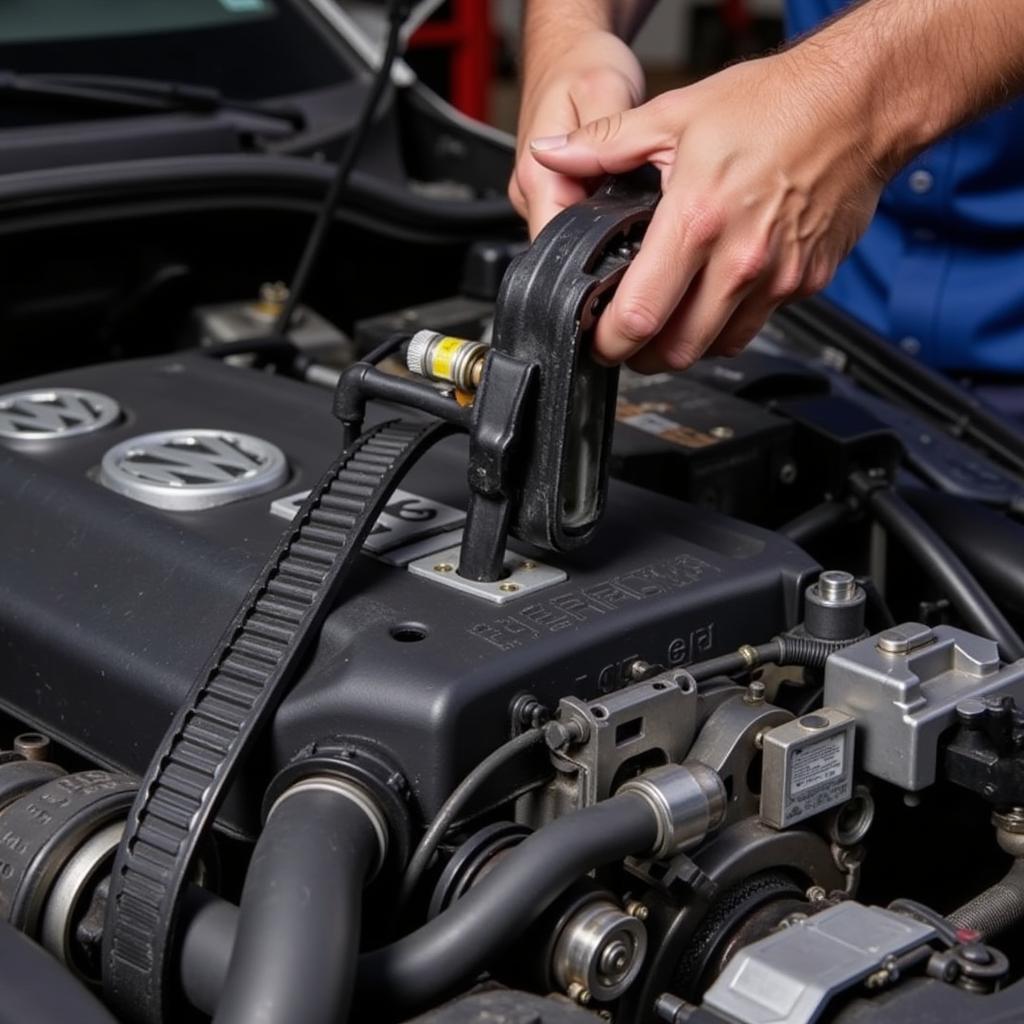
top-left (107, 418), bottom-right (446, 1015)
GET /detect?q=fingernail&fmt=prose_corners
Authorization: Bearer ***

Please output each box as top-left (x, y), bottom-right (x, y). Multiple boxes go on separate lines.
top-left (530, 134), bottom-right (568, 152)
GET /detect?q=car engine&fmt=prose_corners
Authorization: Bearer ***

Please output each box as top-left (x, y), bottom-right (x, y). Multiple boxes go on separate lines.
top-left (4, 75), bottom-right (1024, 1024)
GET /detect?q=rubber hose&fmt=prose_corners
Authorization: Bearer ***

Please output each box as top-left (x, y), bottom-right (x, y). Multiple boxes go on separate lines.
top-left (354, 793), bottom-right (658, 1015)
top-left (852, 475), bottom-right (1024, 662)
top-left (687, 635), bottom-right (850, 683)
top-left (899, 487), bottom-right (1024, 616)
top-left (779, 500), bottom-right (850, 547)
top-left (397, 728), bottom-right (546, 909)
top-left (183, 796), bottom-right (659, 1017)
top-left (180, 886), bottom-right (239, 1017)
top-left (947, 859), bottom-right (1024, 940)
top-left (213, 785), bottom-right (382, 1024)
top-left (0, 919), bottom-right (117, 1024)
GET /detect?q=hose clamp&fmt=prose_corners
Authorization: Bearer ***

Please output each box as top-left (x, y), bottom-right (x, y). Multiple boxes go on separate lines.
top-left (619, 763), bottom-right (726, 860)
top-left (268, 775), bottom-right (390, 879)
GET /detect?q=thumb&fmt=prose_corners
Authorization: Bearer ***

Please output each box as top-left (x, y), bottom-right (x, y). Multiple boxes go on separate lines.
top-left (529, 104), bottom-right (665, 178)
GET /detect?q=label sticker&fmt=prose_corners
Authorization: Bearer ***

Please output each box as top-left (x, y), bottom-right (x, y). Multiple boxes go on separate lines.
top-left (790, 733), bottom-right (846, 796)
top-left (270, 487), bottom-right (465, 553)
top-left (617, 402), bottom-right (718, 449)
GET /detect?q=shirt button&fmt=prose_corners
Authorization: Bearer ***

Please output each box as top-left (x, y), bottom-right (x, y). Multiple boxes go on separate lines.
top-left (900, 336), bottom-right (922, 356)
top-left (909, 169), bottom-right (934, 194)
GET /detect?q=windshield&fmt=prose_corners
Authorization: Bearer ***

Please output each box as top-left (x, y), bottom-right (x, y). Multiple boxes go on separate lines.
top-left (0, 0), bottom-right (352, 102)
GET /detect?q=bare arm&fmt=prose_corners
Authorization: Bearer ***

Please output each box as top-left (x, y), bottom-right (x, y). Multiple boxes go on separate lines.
top-left (509, 0), bottom-right (656, 236)
top-left (525, 0), bottom-right (1024, 370)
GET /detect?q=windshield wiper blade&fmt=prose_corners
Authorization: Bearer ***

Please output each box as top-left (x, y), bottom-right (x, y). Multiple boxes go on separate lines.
top-left (0, 70), bottom-right (305, 129)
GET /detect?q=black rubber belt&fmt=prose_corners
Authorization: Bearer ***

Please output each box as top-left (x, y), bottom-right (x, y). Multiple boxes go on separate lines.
top-left (103, 418), bottom-right (453, 1023)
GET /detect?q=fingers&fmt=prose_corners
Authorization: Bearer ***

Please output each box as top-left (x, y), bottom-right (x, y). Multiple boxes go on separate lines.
top-left (513, 65), bottom-right (644, 238)
top-left (524, 171), bottom-right (589, 240)
top-left (530, 99), bottom-right (673, 179)
top-left (625, 243), bottom-right (767, 373)
top-left (593, 188), bottom-right (720, 364)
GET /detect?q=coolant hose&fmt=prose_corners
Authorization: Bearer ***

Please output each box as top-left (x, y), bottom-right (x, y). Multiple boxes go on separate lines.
top-left (779, 500), bottom-right (851, 547)
top-left (213, 780), bottom-right (385, 1024)
top-left (899, 487), bottom-right (1024, 616)
top-left (947, 859), bottom-right (1024, 940)
top-left (182, 793), bottom-right (660, 1018)
top-left (0, 919), bottom-right (117, 1024)
top-left (850, 474), bottom-right (1024, 662)
top-left (354, 792), bottom-right (659, 1014)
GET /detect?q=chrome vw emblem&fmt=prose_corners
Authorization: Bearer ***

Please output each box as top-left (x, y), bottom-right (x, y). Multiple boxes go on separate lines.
top-left (0, 388), bottom-right (120, 440)
top-left (100, 429), bottom-right (288, 510)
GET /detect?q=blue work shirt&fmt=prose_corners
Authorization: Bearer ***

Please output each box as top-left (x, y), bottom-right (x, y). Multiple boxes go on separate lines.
top-left (787, 0), bottom-right (1024, 372)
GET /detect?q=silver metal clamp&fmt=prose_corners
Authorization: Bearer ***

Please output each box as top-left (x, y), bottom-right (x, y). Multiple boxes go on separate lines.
top-left (619, 762), bottom-right (727, 860)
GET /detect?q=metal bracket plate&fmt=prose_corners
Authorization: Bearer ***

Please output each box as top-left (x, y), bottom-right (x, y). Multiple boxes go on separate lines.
top-left (407, 544), bottom-right (566, 604)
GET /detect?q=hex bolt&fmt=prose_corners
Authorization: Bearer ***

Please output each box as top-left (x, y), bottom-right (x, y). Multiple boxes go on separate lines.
top-left (544, 718), bottom-right (589, 752)
top-left (960, 943), bottom-right (993, 965)
top-left (567, 982), bottom-right (591, 1005)
top-left (625, 899), bottom-right (649, 921)
top-left (629, 659), bottom-right (652, 681)
top-left (743, 680), bottom-right (766, 705)
top-left (499, 582), bottom-right (520, 593)
top-left (433, 563), bottom-right (454, 573)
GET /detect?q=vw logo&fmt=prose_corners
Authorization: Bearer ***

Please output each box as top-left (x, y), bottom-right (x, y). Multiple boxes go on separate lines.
top-left (100, 429), bottom-right (288, 511)
top-left (0, 388), bottom-right (120, 440)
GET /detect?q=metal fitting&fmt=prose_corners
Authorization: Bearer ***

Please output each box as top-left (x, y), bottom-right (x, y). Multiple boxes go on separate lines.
top-left (654, 993), bottom-right (697, 1023)
top-left (994, 807), bottom-right (1024, 858)
top-left (40, 820), bottom-right (122, 976)
top-left (13, 732), bottom-right (50, 762)
top-left (619, 762), bottom-right (726, 860)
top-left (804, 570), bottom-right (866, 642)
top-left (267, 775), bottom-right (390, 879)
top-left (552, 898), bottom-right (647, 1002)
top-left (406, 330), bottom-right (488, 393)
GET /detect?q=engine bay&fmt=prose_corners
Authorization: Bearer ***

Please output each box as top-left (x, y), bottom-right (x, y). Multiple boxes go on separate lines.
top-left (3, 50), bottom-right (1024, 1024)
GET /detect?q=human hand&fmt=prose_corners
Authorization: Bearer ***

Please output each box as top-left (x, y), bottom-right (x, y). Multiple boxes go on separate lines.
top-left (509, 29), bottom-right (644, 239)
top-left (528, 53), bottom-right (887, 371)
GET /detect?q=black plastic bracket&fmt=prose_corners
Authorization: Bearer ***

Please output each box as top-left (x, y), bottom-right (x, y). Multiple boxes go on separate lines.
top-left (332, 172), bottom-right (660, 581)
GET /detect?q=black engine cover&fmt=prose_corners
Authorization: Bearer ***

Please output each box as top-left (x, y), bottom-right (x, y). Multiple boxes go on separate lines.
top-left (0, 355), bottom-right (816, 834)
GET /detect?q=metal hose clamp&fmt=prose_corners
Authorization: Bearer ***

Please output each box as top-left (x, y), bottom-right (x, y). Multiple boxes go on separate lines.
top-left (267, 775), bottom-right (390, 879)
top-left (619, 762), bottom-right (726, 860)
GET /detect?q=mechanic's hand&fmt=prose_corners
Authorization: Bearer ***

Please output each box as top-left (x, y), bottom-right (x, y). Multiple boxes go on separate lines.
top-left (528, 54), bottom-right (886, 371)
top-left (510, 30), bottom-right (644, 239)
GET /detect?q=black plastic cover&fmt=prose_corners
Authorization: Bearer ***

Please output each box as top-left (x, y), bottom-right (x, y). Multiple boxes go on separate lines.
top-left (0, 355), bottom-right (817, 835)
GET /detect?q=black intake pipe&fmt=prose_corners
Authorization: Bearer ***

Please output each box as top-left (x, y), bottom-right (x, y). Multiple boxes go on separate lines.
top-left (182, 793), bottom-right (660, 1020)
top-left (354, 793), bottom-right (658, 1014)
top-left (0, 919), bottom-right (117, 1024)
top-left (213, 781), bottom-right (384, 1024)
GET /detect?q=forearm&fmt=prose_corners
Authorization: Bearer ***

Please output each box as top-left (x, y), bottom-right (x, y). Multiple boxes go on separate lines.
top-left (521, 0), bottom-right (654, 84)
top-left (794, 0), bottom-right (1024, 176)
